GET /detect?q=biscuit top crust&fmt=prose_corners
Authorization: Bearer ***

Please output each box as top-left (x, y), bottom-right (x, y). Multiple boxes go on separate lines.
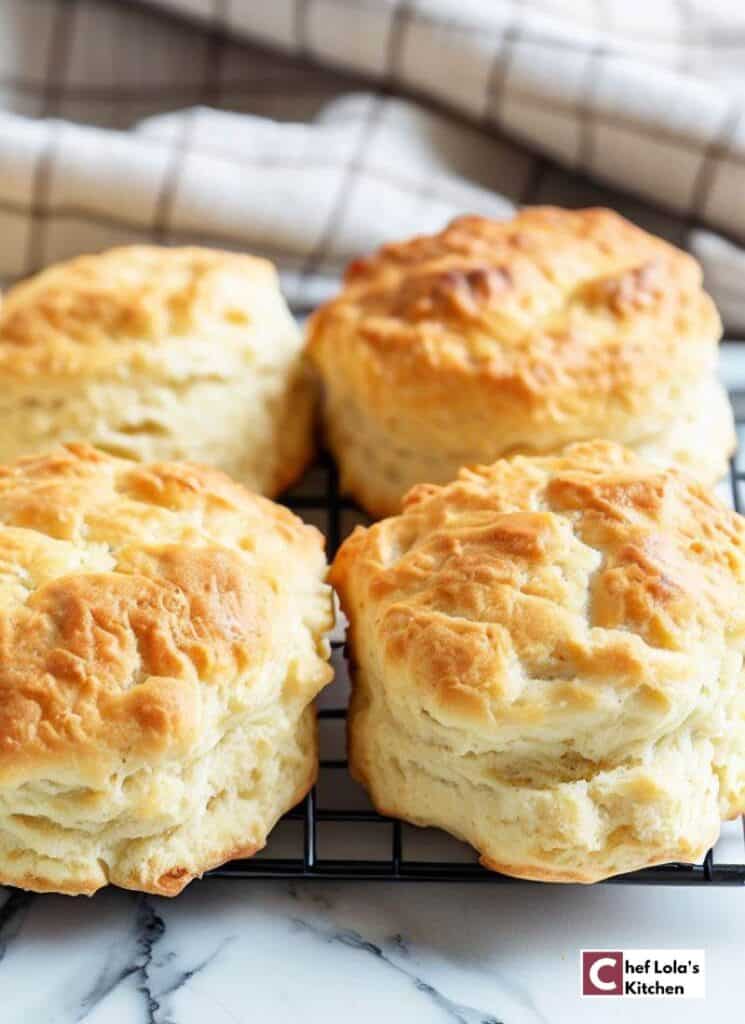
top-left (331, 442), bottom-right (745, 751)
top-left (308, 208), bottom-right (721, 444)
top-left (0, 246), bottom-right (279, 377)
top-left (0, 445), bottom-right (331, 785)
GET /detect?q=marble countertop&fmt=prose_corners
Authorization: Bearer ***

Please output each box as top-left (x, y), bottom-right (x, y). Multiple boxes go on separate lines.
top-left (1, 879), bottom-right (743, 1023)
top-left (2, 351), bottom-right (744, 1024)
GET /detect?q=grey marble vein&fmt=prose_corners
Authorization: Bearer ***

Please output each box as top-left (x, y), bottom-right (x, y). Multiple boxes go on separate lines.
top-left (75, 954), bottom-right (139, 1023)
top-left (0, 889), bottom-right (34, 963)
top-left (292, 917), bottom-right (503, 1024)
top-left (146, 937), bottom-right (236, 1024)
top-left (132, 898), bottom-right (236, 1024)
top-left (136, 895), bottom-right (167, 1024)
top-left (72, 895), bottom-right (148, 1022)
top-left (157, 941), bottom-right (232, 1001)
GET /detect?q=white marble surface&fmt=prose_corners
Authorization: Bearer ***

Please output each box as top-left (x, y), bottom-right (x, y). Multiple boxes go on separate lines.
top-left (1, 353), bottom-right (744, 1023)
top-left (0, 880), bottom-right (743, 1023)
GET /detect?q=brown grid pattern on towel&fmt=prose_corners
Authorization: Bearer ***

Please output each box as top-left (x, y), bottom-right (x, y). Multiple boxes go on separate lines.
top-left (1, 0), bottom-right (744, 313)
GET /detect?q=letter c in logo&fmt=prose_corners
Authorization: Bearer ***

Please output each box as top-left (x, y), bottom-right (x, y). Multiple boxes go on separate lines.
top-left (590, 957), bottom-right (619, 991)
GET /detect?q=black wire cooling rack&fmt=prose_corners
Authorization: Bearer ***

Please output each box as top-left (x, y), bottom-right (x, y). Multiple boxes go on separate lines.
top-left (211, 400), bottom-right (745, 886)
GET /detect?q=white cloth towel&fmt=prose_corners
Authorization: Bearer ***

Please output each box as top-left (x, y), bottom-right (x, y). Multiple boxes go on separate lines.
top-left (0, 0), bottom-right (744, 329)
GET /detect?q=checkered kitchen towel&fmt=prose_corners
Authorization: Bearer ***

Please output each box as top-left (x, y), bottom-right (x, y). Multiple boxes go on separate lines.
top-left (2, 0), bottom-right (745, 330)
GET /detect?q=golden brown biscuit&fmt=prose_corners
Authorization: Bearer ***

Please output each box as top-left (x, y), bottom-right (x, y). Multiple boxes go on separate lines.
top-left (308, 208), bottom-right (733, 517)
top-left (332, 441), bottom-right (745, 882)
top-left (0, 445), bottom-right (333, 895)
top-left (0, 246), bottom-right (314, 496)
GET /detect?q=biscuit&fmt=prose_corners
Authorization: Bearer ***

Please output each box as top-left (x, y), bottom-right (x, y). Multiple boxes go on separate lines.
top-left (0, 445), bottom-right (334, 895)
top-left (0, 246), bottom-right (314, 496)
top-left (308, 208), bottom-right (733, 517)
top-left (332, 441), bottom-right (745, 882)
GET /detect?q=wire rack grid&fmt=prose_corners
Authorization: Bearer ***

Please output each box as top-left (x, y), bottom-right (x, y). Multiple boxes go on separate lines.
top-left (211, 404), bottom-right (745, 886)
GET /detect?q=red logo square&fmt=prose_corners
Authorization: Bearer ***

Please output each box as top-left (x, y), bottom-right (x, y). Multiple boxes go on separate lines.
top-left (582, 952), bottom-right (624, 995)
